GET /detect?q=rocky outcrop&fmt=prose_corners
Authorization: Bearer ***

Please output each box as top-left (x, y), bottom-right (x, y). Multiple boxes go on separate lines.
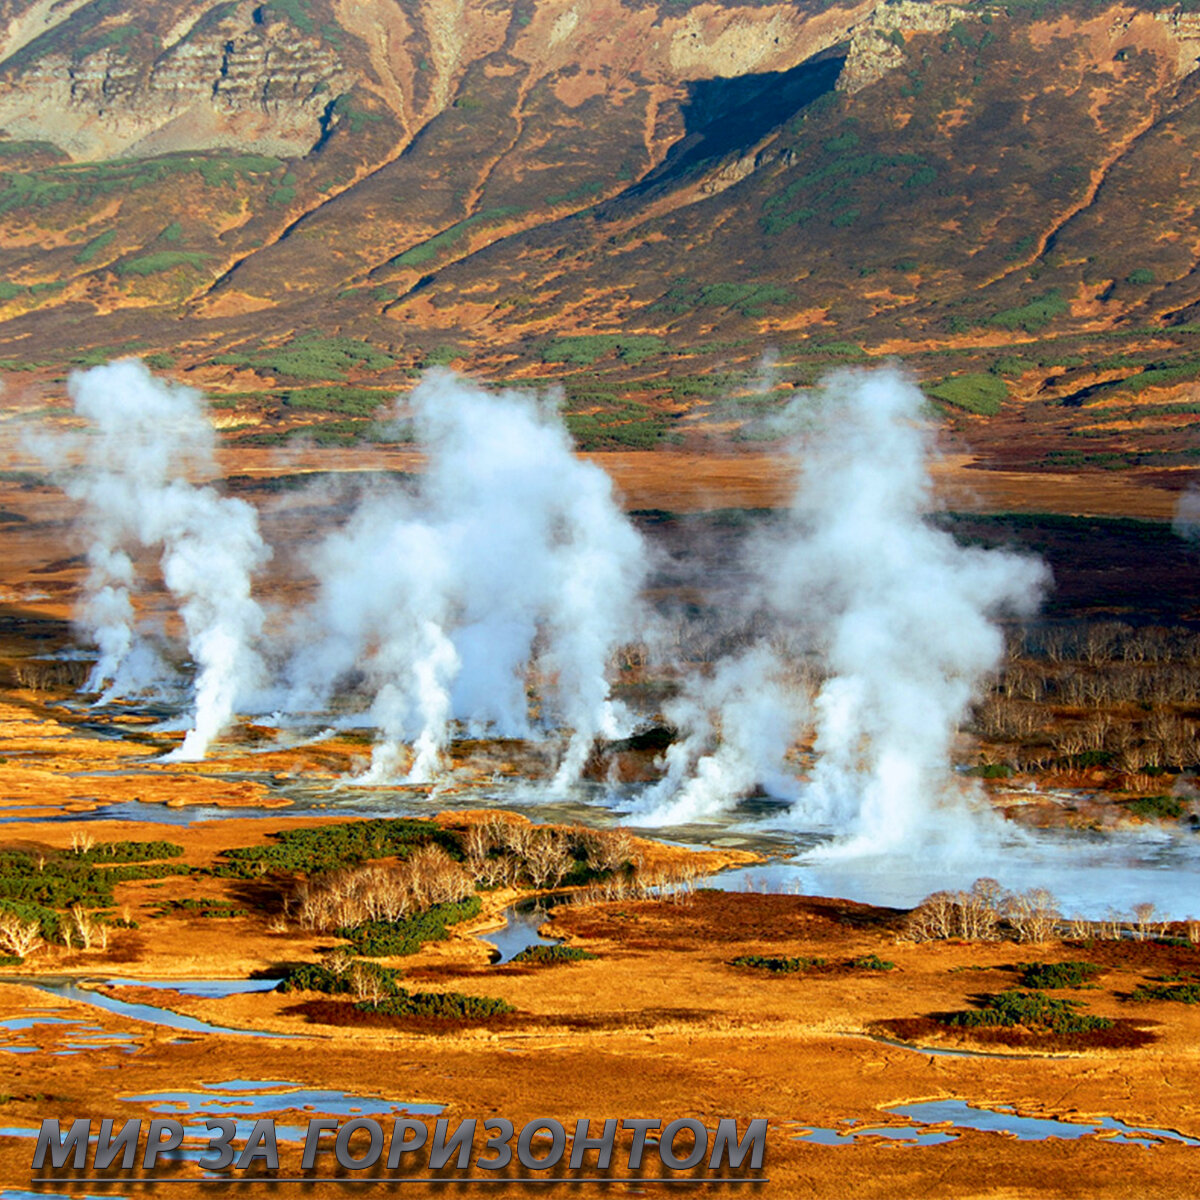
top-left (838, 0), bottom-right (970, 94)
top-left (1154, 9), bottom-right (1200, 76)
top-left (0, 2), bottom-right (349, 160)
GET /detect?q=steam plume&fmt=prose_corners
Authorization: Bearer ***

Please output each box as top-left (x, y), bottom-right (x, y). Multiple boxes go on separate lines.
top-left (628, 645), bottom-right (803, 825)
top-left (777, 367), bottom-right (1048, 852)
top-left (289, 369), bottom-right (646, 783)
top-left (630, 366), bottom-right (1047, 847)
top-left (64, 359), bottom-right (269, 760)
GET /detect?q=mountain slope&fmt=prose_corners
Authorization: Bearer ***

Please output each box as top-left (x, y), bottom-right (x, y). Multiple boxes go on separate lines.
top-left (1, 0), bottom-right (1200, 476)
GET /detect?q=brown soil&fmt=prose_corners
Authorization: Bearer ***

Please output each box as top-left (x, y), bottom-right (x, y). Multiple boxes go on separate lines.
top-left (4, 885), bottom-right (1200, 1198)
top-left (2, 436), bottom-right (1199, 1197)
top-left (875, 1014), bottom-right (1159, 1052)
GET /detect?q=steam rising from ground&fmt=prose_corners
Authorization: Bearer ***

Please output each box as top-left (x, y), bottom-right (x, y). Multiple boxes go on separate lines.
top-left (286, 369), bottom-right (646, 784)
top-left (54, 360), bottom-right (269, 760)
top-left (41, 360), bottom-right (1050, 854)
top-left (632, 367), bottom-right (1048, 853)
top-left (629, 646), bottom-right (804, 825)
top-left (778, 369), bottom-right (1048, 851)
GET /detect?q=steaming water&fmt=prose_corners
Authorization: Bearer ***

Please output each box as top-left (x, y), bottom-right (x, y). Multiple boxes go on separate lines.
top-left (4, 767), bottom-right (1198, 917)
top-left (703, 821), bottom-right (1200, 921)
top-left (16, 360), bottom-right (1200, 921)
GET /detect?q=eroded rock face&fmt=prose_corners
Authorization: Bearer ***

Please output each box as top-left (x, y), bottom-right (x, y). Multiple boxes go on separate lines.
top-left (838, 0), bottom-right (969, 94)
top-left (0, 2), bottom-right (349, 159)
top-left (1153, 9), bottom-right (1200, 76)
top-left (0, 0), bottom-right (874, 162)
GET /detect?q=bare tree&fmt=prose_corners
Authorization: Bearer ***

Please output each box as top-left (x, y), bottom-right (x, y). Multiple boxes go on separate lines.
top-left (582, 828), bottom-right (637, 875)
top-left (0, 912), bottom-right (43, 958)
top-left (1053, 725), bottom-right (1087, 760)
top-left (463, 824), bottom-right (493, 877)
top-left (1067, 916), bottom-right (1093, 941)
top-left (904, 891), bottom-right (958, 942)
top-left (1132, 902), bottom-right (1158, 942)
top-left (525, 832), bottom-right (572, 890)
top-left (322, 946), bottom-right (354, 976)
top-left (349, 961), bottom-right (388, 1006)
top-left (1004, 888), bottom-right (1059, 943)
top-left (1081, 713), bottom-right (1112, 752)
top-left (69, 906), bottom-right (103, 950)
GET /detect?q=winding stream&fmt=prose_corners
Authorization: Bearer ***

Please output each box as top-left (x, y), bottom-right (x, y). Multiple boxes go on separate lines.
top-left (0, 976), bottom-right (293, 1040)
top-left (791, 1099), bottom-right (1200, 1148)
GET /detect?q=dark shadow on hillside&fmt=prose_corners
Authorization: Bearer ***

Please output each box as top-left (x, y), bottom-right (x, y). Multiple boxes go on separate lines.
top-left (618, 48), bottom-right (847, 200)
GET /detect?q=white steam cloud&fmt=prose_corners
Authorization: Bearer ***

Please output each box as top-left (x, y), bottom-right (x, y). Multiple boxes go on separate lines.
top-left (60, 359), bottom-right (269, 760)
top-left (629, 645), bottom-right (804, 825)
top-left (35, 357), bottom-right (1048, 854)
top-left (632, 367), bottom-right (1048, 851)
top-left (288, 369), bottom-right (647, 784)
top-left (778, 368), bottom-right (1048, 852)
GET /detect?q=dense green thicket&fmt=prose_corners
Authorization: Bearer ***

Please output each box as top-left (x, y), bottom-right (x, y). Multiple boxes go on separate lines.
top-left (214, 818), bottom-right (452, 878)
top-left (0, 843), bottom-right (189, 909)
top-left (565, 407), bottom-right (674, 450)
top-left (926, 372), bottom-right (1007, 416)
top-left (985, 290), bottom-right (1069, 334)
top-left (280, 386), bottom-right (392, 415)
top-left (115, 252), bottom-right (209, 278)
top-left (278, 960), bottom-right (403, 995)
top-left (1018, 961), bottom-right (1101, 989)
top-left (541, 334), bottom-right (668, 365)
top-left (943, 990), bottom-right (1112, 1033)
top-left (339, 896), bottom-right (483, 957)
top-left (0, 898), bottom-right (63, 942)
top-left (279, 957), bottom-right (510, 1018)
top-left (213, 336), bottom-right (395, 382)
top-left (81, 841), bottom-right (184, 863)
top-left (1130, 980), bottom-right (1200, 1004)
top-left (0, 152), bottom-right (283, 216)
top-left (510, 944), bottom-right (597, 965)
top-left (362, 991), bottom-right (512, 1019)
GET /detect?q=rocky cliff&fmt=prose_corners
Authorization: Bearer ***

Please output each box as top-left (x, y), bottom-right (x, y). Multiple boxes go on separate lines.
top-left (0, 0), bottom-right (1199, 417)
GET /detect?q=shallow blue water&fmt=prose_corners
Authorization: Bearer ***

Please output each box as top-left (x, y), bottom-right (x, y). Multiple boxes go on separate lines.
top-left (104, 978), bottom-right (283, 998)
top-left (127, 1080), bottom-right (444, 1121)
top-left (3, 1190), bottom-right (127, 1200)
top-left (791, 1099), bottom-right (1200, 1148)
top-left (477, 897), bottom-right (567, 964)
top-left (892, 1099), bottom-right (1200, 1147)
top-left (1, 978), bottom-right (295, 1039)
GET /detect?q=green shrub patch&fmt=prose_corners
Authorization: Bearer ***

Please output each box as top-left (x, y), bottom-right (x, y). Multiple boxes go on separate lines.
top-left (1018, 961), bottom-right (1101, 989)
top-left (215, 818), bottom-right (450, 878)
top-left (731, 954), bottom-right (825, 973)
top-left (339, 896), bottom-right (483, 957)
top-left (852, 954), bottom-right (896, 971)
top-left (361, 991), bottom-right (512, 1019)
top-left (510, 944), bottom-right (597, 965)
top-left (278, 960), bottom-right (403, 995)
top-left (1129, 981), bottom-right (1200, 1004)
top-left (942, 990), bottom-right (1112, 1033)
